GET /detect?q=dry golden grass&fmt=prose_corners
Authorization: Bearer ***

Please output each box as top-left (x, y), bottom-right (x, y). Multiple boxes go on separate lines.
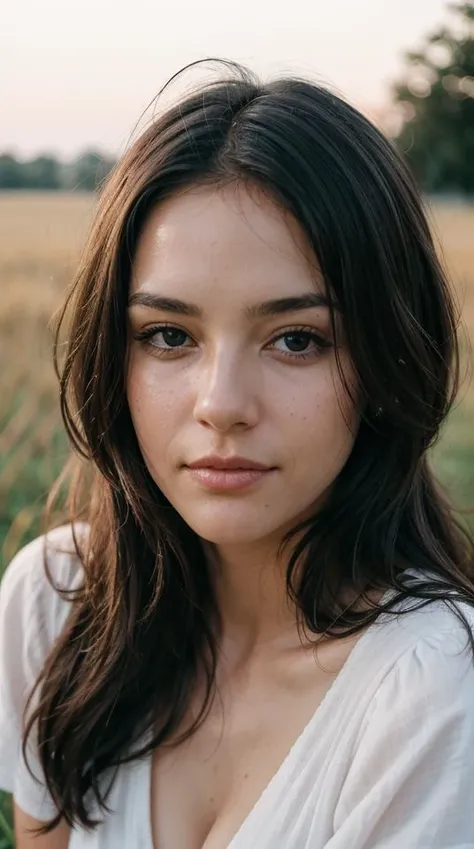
top-left (0, 193), bottom-right (95, 557)
top-left (0, 192), bottom-right (95, 402)
top-left (0, 192), bottom-right (473, 560)
top-left (428, 202), bottom-right (474, 338)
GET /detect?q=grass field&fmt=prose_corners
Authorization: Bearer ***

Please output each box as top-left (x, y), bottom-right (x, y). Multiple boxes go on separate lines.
top-left (0, 192), bottom-right (473, 844)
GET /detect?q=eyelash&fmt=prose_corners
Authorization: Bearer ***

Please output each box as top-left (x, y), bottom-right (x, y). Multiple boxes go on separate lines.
top-left (133, 323), bottom-right (333, 362)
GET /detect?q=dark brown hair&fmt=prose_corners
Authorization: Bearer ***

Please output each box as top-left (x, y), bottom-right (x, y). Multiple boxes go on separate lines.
top-left (21, 59), bottom-right (474, 835)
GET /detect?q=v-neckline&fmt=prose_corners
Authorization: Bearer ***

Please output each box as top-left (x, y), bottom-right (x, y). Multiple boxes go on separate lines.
top-left (137, 589), bottom-right (395, 849)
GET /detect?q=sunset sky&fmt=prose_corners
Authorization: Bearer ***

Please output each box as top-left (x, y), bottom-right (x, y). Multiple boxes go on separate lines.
top-left (2, 0), bottom-right (451, 159)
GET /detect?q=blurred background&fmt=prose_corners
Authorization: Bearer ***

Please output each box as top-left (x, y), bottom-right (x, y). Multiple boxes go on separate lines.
top-left (1, 1), bottom-right (474, 843)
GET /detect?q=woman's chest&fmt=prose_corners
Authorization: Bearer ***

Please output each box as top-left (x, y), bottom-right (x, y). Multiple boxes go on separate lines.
top-left (150, 714), bottom-right (293, 848)
top-left (148, 642), bottom-right (357, 849)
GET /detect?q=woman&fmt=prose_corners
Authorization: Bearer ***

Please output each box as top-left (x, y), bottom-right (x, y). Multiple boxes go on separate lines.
top-left (1, 60), bottom-right (473, 848)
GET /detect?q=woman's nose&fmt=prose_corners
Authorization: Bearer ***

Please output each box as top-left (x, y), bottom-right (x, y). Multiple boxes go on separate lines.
top-left (192, 349), bottom-right (260, 433)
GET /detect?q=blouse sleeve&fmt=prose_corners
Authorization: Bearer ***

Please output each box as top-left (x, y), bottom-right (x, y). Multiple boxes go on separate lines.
top-left (0, 526), bottom-right (84, 820)
top-left (326, 619), bottom-right (474, 848)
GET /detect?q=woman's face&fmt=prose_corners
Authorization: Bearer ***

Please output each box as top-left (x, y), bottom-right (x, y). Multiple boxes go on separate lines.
top-left (127, 183), bottom-right (360, 547)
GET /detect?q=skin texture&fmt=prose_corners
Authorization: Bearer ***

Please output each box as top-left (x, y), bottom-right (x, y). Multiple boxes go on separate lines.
top-left (127, 183), bottom-right (359, 635)
top-left (13, 803), bottom-right (70, 848)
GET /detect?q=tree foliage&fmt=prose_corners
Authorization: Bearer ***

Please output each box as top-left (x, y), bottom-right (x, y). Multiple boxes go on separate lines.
top-left (0, 150), bottom-right (116, 191)
top-left (393, 2), bottom-right (474, 194)
top-left (66, 150), bottom-right (117, 191)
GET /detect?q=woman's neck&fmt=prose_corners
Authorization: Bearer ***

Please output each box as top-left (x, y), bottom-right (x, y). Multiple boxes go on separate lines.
top-left (204, 538), bottom-right (303, 660)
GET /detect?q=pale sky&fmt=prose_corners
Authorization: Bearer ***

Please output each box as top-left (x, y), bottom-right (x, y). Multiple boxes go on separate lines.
top-left (1, 0), bottom-right (450, 159)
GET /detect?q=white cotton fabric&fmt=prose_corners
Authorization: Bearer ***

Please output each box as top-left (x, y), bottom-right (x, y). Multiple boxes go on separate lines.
top-left (1, 524), bottom-right (474, 848)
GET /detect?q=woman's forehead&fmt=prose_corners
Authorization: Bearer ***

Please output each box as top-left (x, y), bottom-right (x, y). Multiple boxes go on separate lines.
top-left (130, 183), bottom-right (326, 307)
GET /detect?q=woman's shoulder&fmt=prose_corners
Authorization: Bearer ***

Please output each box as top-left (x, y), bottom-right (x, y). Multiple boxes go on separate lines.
top-left (0, 522), bottom-right (88, 644)
top-left (369, 592), bottom-right (474, 713)
top-left (393, 588), bottom-right (474, 650)
top-left (334, 596), bottom-right (474, 838)
top-left (0, 523), bottom-right (88, 812)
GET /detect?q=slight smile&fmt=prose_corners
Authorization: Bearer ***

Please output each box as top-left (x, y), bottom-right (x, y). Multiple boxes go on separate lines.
top-left (183, 456), bottom-right (277, 492)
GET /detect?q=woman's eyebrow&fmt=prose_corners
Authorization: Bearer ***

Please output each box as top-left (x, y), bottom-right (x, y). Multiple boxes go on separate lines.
top-left (127, 291), bottom-right (337, 317)
top-left (246, 293), bottom-right (337, 318)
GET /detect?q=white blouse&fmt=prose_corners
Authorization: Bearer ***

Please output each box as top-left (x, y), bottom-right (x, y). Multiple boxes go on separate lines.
top-left (1, 524), bottom-right (474, 848)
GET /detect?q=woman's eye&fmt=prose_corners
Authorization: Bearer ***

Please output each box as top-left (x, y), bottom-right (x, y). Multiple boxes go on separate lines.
top-left (270, 330), bottom-right (331, 358)
top-left (134, 326), bottom-right (194, 352)
top-left (154, 328), bottom-right (190, 348)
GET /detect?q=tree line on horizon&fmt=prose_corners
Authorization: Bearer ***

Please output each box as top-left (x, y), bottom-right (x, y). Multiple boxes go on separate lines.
top-left (0, 150), bottom-right (116, 192)
top-left (1, 2), bottom-right (473, 195)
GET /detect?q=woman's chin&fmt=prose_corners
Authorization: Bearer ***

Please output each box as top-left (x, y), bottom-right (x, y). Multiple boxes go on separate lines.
top-left (179, 510), bottom-right (281, 548)
top-left (178, 504), bottom-right (306, 550)
top-left (190, 524), bottom-right (273, 548)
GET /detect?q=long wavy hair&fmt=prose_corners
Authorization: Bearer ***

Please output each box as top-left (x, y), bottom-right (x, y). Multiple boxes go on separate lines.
top-left (22, 60), bottom-right (474, 835)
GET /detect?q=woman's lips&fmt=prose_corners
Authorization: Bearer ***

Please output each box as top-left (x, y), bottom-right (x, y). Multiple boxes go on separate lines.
top-left (184, 466), bottom-right (275, 491)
